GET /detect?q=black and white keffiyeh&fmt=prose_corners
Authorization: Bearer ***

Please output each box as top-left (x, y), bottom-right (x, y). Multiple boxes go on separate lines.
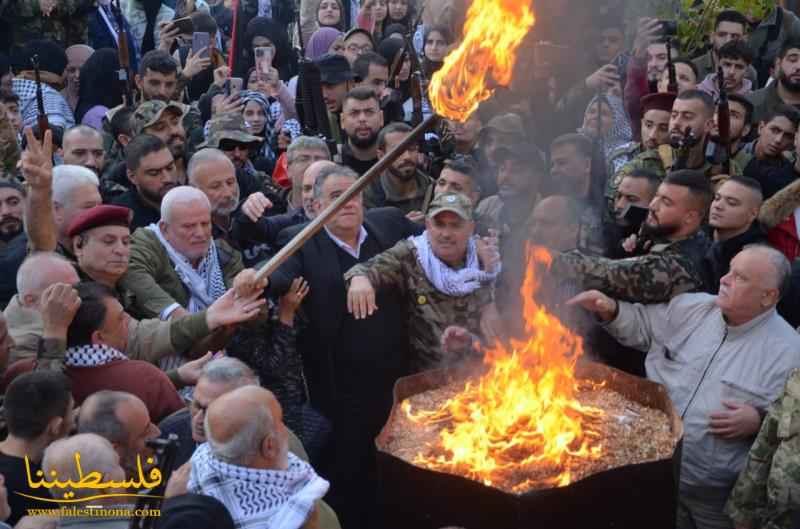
top-left (410, 232), bottom-right (501, 297)
top-left (188, 443), bottom-right (329, 529)
top-left (64, 343), bottom-right (128, 368)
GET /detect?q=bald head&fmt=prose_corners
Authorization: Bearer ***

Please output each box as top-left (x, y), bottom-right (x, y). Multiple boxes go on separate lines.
top-left (528, 195), bottom-right (581, 252)
top-left (42, 433), bottom-right (124, 500)
top-left (205, 386), bottom-right (287, 469)
top-left (16, 253), bottom-right (79, 308)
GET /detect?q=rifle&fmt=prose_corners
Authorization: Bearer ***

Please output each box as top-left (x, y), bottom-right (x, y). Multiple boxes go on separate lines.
top-left (404, 5), bottom-right (426, 126)
top-left (666, 36), bottom-right (678, 94)
top-left (30, 55), bottom-right (49, 135)
top-left (129, 435), bottom-right (179, 529)
top-left (715, 65), bottom-right (731, 174)
top-left (671, 125), bottom-right (699, 170)
top-left (112, 0), bottom-right (134, 107)
top-left (294, 7), bottom-right (337, 158)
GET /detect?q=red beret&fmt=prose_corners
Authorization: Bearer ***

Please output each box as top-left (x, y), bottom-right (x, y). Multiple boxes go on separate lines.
top-left (640, 92), bottom-right (677, 115)
top-left (67, 205), bottom-right (132, 238)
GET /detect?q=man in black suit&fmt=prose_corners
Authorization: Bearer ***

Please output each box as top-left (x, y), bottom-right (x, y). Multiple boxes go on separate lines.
top-left (267, 164), bottom-right (422, 529)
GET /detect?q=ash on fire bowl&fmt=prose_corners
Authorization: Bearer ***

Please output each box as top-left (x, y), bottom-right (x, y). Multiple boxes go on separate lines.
top-left (375, 362), bottom-right (684, 529)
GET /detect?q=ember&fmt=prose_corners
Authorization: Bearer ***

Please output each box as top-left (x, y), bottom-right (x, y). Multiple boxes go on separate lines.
top-left (384, 246), bottom-right (674, 494)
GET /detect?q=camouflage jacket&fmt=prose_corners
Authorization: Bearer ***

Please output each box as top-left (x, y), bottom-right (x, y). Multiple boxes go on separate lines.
top-left (0, 107), bottom-right (19, 181)
top-left (608, 146), bottom-right (744, 202)
top-left (10, 0), bottom-right (92, 46)
top-left (726, 368), bottom-right (800, 529)
top-left (344, 238), bottom-right (494, 372)
top-left (551, 230), bottom-right (711, 304)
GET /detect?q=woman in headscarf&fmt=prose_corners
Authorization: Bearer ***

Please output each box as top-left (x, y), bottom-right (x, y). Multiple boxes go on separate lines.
top-left (123, 0), bottom-right (175, 55)
top-left (317, 0), bottom-right (346, 32)
top-left (234, 16), bottom-right (297, 82)
top-left (239, 87), bottom-right (301, 172)
top-left (74, 48), bottom-right (124, 129)
top-left (385, 0), bottom-right (416, 32)
top-left (356, 0), bottom-right (389, 42)
top-left (579, 92), bottom-right (633, 174)
top-left (306, 27), bottom-right (344, 60)
top-left (421, 24), bottom-right (452, 79)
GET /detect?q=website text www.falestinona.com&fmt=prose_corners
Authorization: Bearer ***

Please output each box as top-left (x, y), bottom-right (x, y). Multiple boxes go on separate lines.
top-left (26, 507), bottom-right (161, 518)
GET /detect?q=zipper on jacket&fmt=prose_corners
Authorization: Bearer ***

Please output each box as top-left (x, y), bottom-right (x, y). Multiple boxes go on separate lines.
top-left (681, 326), bottom-right (729, 419)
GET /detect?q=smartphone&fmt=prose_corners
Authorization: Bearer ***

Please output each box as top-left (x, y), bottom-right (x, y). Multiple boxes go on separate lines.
top-left (254, 46), bottom-right (274, 75)
top-left (192, 32), bottom-right (211, 58)
top-left (229, 77), bottom-right (243, 94)
top-left (171, 16), bottom-right (194, 35)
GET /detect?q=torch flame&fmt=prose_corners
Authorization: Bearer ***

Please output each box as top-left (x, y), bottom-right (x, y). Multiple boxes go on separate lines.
top-left (428, 0), bottom-right (535, 121)
top-left (404, 246), bottom-right (604, 492)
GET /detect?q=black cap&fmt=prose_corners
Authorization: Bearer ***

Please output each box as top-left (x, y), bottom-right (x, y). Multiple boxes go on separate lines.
top-left (315, 53), bottom-right (353, 85)
top-left (16, 39), bottom-right (67, 76)
top-left (156, 494), bottom-right (235, 529)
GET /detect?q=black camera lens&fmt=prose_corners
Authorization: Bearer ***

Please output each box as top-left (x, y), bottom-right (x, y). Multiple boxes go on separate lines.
top-left (659, 20), bottom-right (678, 36)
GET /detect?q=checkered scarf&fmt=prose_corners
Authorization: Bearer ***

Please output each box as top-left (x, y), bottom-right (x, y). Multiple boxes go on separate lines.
top-left (64, 343), bottom-right (128, 368)
top-left (410, 232), bottom-right (501, 297)
top-left (188, 443), bottom-right (329, 529)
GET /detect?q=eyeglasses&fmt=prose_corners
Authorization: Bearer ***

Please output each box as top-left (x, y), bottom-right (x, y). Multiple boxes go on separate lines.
top-left (346, 44), bottom-right (372, 54)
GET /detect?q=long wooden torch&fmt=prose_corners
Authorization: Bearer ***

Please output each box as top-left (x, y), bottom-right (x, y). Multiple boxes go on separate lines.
top-left (254, 114), bottom-right (439, 282)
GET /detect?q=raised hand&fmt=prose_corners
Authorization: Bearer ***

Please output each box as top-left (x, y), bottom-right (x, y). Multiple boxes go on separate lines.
top-left (566, 290), bottom-right (618, 322)
top-left (206, 287), bottom-right (267, 329)
top-left (21, 127), bottom-right (53, 189)
top-left (241, 192), bottom-right (274, 222)
top-left (278, 277), bottom-right (310, 325)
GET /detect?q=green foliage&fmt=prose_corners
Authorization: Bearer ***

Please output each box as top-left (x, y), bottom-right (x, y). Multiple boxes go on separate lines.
top-left (659, 0), bottom-right (774, 57)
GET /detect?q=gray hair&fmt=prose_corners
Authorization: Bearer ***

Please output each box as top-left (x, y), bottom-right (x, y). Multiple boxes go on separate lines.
top-left (200, 357), bottom-right (259, 387)
top-left (286, 136), bottom-right (329, 165)
top-left (743, 244), bottom-right (792, 300)
top-left (64, 125), bottom-right (103, 145)
top-left (52, 165), bottom-right (99, 206)
top-left (204, 402), bottom-right (273, 466)
top-left (42, 433), bottom-right (120, 500)
top-left (160, 185), bottom-right (210, 224)
top-left (77, 390), bottom-right (133, 444)
top-left (16, 252), bottom-right (76, 299)
top-left (187, 148), bottom-right (235, 186)
top-left (313, 164), bottom-right (358, 199)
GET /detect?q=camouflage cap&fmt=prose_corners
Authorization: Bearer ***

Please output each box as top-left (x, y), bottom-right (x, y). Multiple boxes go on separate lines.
top-left (197, 112), bottom-right (264, 150)
top-left (131, 100), bottom-right (188, 136)
top-left (427, 192), bottom-right (474, 221)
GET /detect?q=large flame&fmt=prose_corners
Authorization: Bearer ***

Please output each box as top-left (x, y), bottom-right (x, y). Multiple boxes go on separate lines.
top-left (428, 0), bottom-right (535, 121)
top-left (404, 246), bottom-right (604, 492)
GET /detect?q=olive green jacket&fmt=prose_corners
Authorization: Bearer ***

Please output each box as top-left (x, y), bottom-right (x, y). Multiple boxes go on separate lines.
top-left (119, 228), bottom-right (244, 320)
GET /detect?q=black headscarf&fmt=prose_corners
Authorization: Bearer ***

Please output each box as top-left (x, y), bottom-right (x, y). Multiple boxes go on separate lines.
top-left (234, 16), bottom-right (296, 81)
top-left (378, 36), bottom-right (410, 99)
top-left (74, 48), bottom-right (123, 125)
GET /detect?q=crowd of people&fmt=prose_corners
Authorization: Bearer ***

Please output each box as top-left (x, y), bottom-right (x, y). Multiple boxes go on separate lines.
top-left (0, 0), bottom-right (800, 528)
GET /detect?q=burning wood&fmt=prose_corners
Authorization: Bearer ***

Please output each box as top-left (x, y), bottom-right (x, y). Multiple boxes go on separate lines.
top-left (381, 247), bottom-right (676, 494)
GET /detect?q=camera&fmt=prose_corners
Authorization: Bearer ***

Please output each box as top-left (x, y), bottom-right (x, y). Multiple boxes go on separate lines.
top-left (659, 19), bottom-right (678, 36)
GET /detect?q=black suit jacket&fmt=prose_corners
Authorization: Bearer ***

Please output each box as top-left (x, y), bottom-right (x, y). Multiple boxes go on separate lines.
top-left (268, 207), bottom-right (422, 417)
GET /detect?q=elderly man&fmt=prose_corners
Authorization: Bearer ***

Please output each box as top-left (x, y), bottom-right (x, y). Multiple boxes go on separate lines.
top-left (42, 433), bottom-right (132, 528)
top-left (62, 125), bottom-right (106, 178)
top-left (234, 138), bottom-right (332, 253)
top-left (704, 178), bottom-right (766, 293)
top-left (0, 371), bottom-right (74, 525)
top-left (62, 45), bottom-right (94, 112)
top-left (569, 244), bottom-right (800, 529)
top-left (187, 148), bottom-right (241, 244)
top-left (77, 390), bottom-right (161, 480)
top-left (189, 386), bottom-right (330, 529)
top-left (265, 163), bottom-right (421, 528)
top-left (346, 193), bottom-right (497, 371)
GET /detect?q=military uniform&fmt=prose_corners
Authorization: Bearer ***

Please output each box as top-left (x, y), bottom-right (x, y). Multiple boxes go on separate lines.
top-left (606, 141), bottom-right (642, 189)
top-left (0, 107), bottom-right (19, 181)
top-left (551, 230), bottom-right (711, 304)
top-left (726, 369), bottom-right (800, 529)
top-left (10, 0), bottom-right (92, 47)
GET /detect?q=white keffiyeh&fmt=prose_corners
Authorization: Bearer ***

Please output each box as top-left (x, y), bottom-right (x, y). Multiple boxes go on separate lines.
top-left (188, 443), bottom-right (329, 529)
top-left (147, 224), bottom-right (227, 314)
top-left (410, 232), bottom-right (501, 297)
top-left (65, 343), bottom-right (128, 368)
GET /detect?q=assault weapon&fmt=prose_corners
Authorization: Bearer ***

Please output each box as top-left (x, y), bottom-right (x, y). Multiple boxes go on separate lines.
top-left (666, 36), bottom-right (678, 94)
top-left (705, 66), bottom-right (731, 174)
top-left (112, 0), bottom-right (134, 106)
top-left (404, 5), bottom-right (426, 126)
top-left (129, 434), bottom-right (179, 529)
top-left (294, 7), bottom-right (337, 158)
top-left (671, 126), bottom-right (700, 171)
top-left (30, 55), bottom-right (49, 135)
